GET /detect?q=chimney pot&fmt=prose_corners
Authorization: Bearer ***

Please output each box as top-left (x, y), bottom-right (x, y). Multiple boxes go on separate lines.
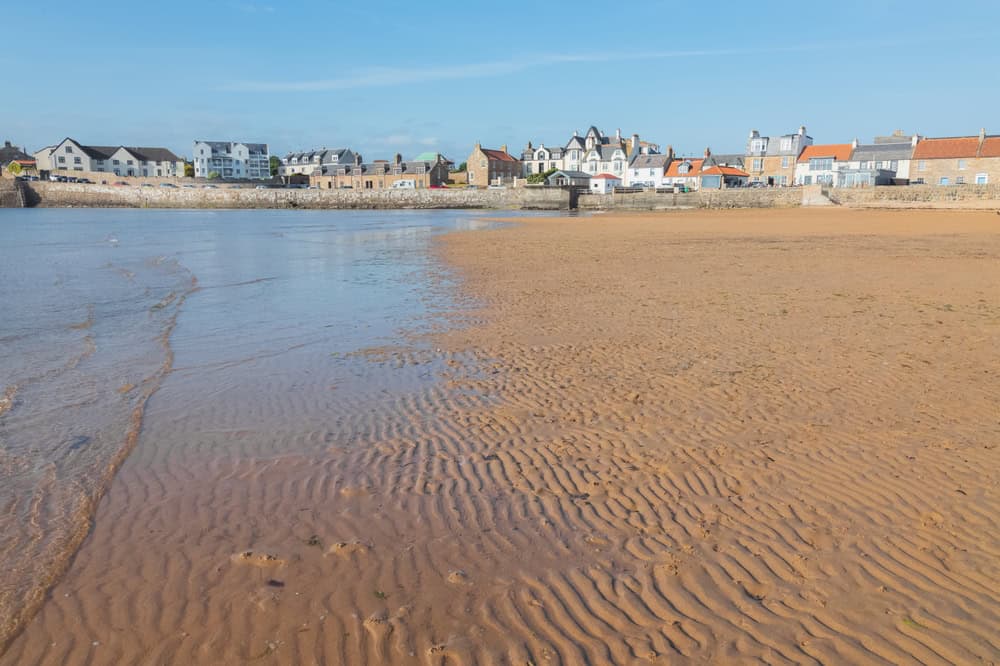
top-left (500, 144), bottom-right (507, 154)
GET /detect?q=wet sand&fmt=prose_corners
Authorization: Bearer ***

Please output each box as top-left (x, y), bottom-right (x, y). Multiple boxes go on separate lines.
top-left (4, 208), bottom-right (1000, 664)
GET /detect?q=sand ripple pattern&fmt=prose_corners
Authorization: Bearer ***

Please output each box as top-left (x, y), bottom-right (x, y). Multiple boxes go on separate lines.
top-left (4, 210), bottom-right (1000, 664)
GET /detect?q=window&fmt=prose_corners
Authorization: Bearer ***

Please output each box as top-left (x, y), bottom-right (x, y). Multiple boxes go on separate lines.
top-left (956, 176), bottom-right (965, 185)
top-left (780, 175), bottom-right (788, 186)
top-left (751, 139), bottom-right (766, 153)
top-left (958, 159), bottom-right (967, 170)
top-left (112, 159), bottom-right (119, 165)
top-left (780, 138), bottom-right (792, 151)
top-left (918, 160), bottom-right (926, 171)
top-left (526, 164), bottom-right (533, 174)
top-left (803, 175), bottom-right (812, 185)
top-left (73, 157), bottom-right (81, 164)
top-left (890, 160), bottom-right (898, 171)
top-left (939, 177), bottom-right (949, 185)
top-left (976, 173), bottom-right (988, 184)
top-left (126, 160), bottom-right (133, 165)
top-left (809, 158), bottom-right (833, 171)
top-left (65, 146), bottom-right (73, 153)
top-left (57, 156), bottom-right (65, 163)
top-left (781, 156), bottom-right (790, 168)
top-left (752, 158), bottom-right (763, 171)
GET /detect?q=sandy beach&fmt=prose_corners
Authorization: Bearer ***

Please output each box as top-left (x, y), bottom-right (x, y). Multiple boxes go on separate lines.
top-left (3, 207), bottom-right (999, 664)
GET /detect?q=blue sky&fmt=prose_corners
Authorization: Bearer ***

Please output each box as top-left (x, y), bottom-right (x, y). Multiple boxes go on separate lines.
top-left (4, 1), bottom-right (999, 162)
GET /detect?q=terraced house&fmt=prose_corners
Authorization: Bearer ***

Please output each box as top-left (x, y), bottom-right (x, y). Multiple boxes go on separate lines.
top-left (910, 129), bottom-right (1000, 186)
top-left (192, 140), bottom-right (271, 179)
top-left (310, 153), bottom-right (451, 190)
top-left (34, 138), bottom-right (184, 177)
top-left (279, 148), bottom-right (356, 178)
top-left (745, 126), bottom-right (812, 186)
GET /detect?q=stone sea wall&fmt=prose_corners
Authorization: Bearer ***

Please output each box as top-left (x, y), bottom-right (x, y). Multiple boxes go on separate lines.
top-left (22, 182), bottom-right (572, 210)
top-left (13, 181), bottom-right (1000, 211)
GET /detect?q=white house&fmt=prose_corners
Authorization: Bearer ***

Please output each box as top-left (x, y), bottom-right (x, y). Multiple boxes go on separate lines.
top-left (794, 143), bottom-right (853, 186)
top-left (37, 138), bottom-right (184, 177)
top-left (193, 140), bottom-right (271, 179)
top-left (519, 142), bottom-right (566, 177)
top-left (625, 152), bottom-right (671, 187)
top-left (590, 173), bottom-right (621, 194)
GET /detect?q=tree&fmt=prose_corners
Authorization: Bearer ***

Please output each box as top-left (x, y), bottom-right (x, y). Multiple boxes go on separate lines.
top-left (454, 161), bottom-right (467, 172)
top-left (207, 171), bottom-right (220, 180)
top-left (269, 155), bottom-right (280, 177)
top-left (526, 167), bottom-right (558, 185)
top-left (184, 162), bottom-right (194, 178)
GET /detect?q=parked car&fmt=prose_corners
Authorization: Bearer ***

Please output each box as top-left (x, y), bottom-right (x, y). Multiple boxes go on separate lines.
top-left (159, 183), bottom-right (177, 188)
top-left (77, 178), bottom-right (91, 184)
top-left (202, 185), bottom-right (217, 189)
top-left (141, 183), bottom-right (153, 188)
top-left (182, 184), bottom-right (196, 188)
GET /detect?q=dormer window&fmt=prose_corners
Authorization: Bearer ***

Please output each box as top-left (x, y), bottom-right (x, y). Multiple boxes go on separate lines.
top-left (679, 164), bottom-right (689, 174)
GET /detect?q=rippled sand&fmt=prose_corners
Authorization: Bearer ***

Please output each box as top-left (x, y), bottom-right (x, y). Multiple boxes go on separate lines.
top-left (4, 208), bottom-right (999, 664)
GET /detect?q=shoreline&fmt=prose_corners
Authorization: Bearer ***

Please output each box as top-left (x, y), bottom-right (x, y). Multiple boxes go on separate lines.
top-left (3, 208), bottom-right (999, 664)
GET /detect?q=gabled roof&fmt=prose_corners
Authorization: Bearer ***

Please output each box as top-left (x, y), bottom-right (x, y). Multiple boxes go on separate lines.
top-left (482, 148), bottom-right (517, 162)
top-left (798, 144), bottom-right (853, 163)
top-left (702, 165), bottom-right (749, 177)
top-left (592, 173), bottom-right (621, 180)
top-left (547, 169), bottom-right (590, 179)
top-left (850, 143), bottom-right (914, 162)
top-left (565, 135), bottom-right (586, 150)
top-left (665, 158), bottom-right (704, 177)
top-left (630, 154), bottom-right (670, 169)
top-left (911, 136), bottom-right (980, 159)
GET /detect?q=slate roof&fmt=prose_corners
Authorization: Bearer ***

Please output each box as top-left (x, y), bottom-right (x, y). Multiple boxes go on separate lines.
top-left (704, 153), bottom-right (745, 168)
top-left (850, 143), bottom-right (914, 162)
top-left (629, 154), bottom-right (670, 169)
top-left (798, 144), bottom-right (853, 163)
top-left (565, 135), bottom-right (586, 150)
top-left (53, 138), bottom-right (182, 163)
top-left (198, 140), bottom-right (268, 156)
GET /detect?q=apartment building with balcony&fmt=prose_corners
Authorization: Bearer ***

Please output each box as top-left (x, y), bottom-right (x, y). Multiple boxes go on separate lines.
top-left (192, 140), bottom-right (271, 179)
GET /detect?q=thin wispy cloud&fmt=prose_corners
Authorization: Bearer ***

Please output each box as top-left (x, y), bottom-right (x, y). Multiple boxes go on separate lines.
top-left (221, 43), bottom-right (894, 93)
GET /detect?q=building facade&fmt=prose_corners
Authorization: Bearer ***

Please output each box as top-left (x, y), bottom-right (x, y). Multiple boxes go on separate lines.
top-left (844, 135), bottom-right (918, 184)
top-left (279, 148), bottom-right (355, 178)
top-left (794, 143), bottom-right (854, 186)
top-left (520, 142), bottom-right (565, 177)
top-left (193, 141), bottom-right (271, 179)
top-left (36, 138), bottom-right (184, 177)
top-left (910, 130), bottom-right (999, 186)
top-left (467, 144), bottom-right (520, 187)
top-left (310, 153), bottom-right (451, 190)
top-left (745, 126), bottom-right (812, 186)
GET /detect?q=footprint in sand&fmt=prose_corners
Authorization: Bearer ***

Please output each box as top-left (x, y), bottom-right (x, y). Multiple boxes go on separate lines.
top-left (447, 570), bottom-right (472, 586)
top-left (326, 540), bottom-right (371, 558)
top-left (231, 550), bottom-right (286, 567)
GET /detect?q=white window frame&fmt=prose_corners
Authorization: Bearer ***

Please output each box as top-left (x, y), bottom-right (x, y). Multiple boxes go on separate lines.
top-left (975, 173), bottom-right (988, 184)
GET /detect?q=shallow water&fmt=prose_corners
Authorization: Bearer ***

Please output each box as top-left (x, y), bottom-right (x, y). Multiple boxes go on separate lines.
top-left (0, 207), bottom-right (514, 647)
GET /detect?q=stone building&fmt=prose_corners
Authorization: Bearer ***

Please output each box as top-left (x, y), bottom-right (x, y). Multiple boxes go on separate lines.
top-left (467, 144), bottom-right (520, 187)
top-left (193, 140), bottom-right (270, 179)
top-left (910, 129), bottom-right (999, 186)
top-left (310, 153), bottom-right (451, 190)
top-left (35, 138), bottom-right (184, 177)
top-left (745, 126), bottom-right (812, 186)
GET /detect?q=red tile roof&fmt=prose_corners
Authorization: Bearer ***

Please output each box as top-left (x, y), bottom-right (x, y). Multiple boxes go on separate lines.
top-left (482, 148), bottom-right (517, 162)
top-left (664, 158), bottom-right (704, 177)
top-left (912, 136), bottom-right (980, 159)
top-left (592, 173), bottom-right (620, 179)
top-left (797, 143), bottom-right (853, 163)
top-left (979, 136), bottom-right (1000, 158)
top-left (702, 165), bottom-right (748, 177)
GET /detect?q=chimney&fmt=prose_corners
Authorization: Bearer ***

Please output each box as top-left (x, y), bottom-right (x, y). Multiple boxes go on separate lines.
top-left (526, 141), bottom-right (533, 150)
top-left (852, 138), bottom-right (859, 149)
top-left (667, 145), bottom-right (674, 160)
top-left (3, 140), bottom-right (10, 148)
top-left (499, 144), bottom-right (507, 154)
top-left (704, 147), bottom-right (711, 159)
top-left (354, 153), bottom-right (362, 166)
top-left (475, 142), bottom-right (481, 152)
top-left (799, 125), bottom-right (806, 136)
top-left (749, 129), bottom-right (759, 139)
top-left (615, 128), bottom-right (622, 141)
top-left (911, 134), bottom-right (920, 147)
top-left (631, 134), bottom-right (640, 155)
top-left (980, 128), bottom-right (987, 142)
top-left (573, 130), bottom-right (578, 137)
top-left (394, 153), bottom-right (402, 165)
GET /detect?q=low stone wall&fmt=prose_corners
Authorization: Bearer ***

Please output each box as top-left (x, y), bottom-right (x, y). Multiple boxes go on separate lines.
top-left (24, 182), bottom-right (572, 210)
top-left (577, 187), bottom-right (804, 210)
top-left (0, 179), bottom-right (25, 207)
top-left (830, 184), bottom-right (1000, 208)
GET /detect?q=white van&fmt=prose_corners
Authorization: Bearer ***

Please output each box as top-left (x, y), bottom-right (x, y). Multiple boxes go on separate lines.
top-left (392, 180), bottom-right (416, 189)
